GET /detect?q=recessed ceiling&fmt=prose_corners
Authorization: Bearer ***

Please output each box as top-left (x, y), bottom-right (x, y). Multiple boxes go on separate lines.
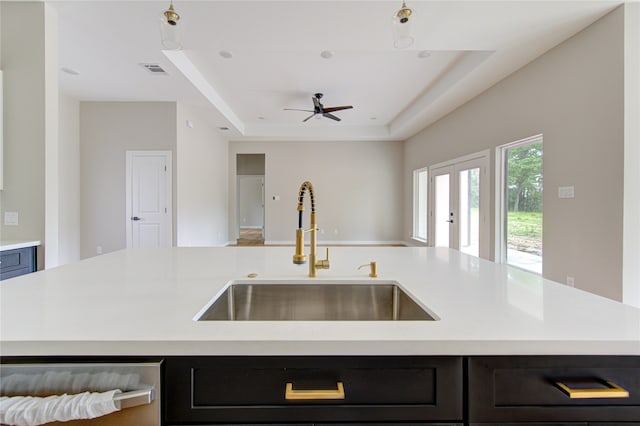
top-left (53, 0), bottom-right (622, 142)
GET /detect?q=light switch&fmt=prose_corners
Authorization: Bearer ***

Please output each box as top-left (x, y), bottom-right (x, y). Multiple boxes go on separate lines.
top-left (558, 186), bottom-right (575, 199)
top-left (4, 211), bottom-right (18, 226)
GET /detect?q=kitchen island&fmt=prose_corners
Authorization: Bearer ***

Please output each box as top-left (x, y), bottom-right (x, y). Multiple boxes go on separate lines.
top-left (0, 246), bottom-right (638, 356)
top-left (1, 247), bottom-right (639, 424)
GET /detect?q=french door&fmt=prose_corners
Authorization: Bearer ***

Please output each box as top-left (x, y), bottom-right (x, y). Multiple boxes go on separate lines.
top-left (430, 152), bottom-right (489, 259)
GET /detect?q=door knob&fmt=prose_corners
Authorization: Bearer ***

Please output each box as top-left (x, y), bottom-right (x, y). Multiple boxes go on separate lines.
top-left (131, 216), bottom-right (141, 221)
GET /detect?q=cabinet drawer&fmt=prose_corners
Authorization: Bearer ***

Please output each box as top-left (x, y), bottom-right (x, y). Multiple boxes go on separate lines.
top-left (0, 247), bottom-right (36, 280)
top-left (469, 356), bottom-right (640, 422)
top-left (165, 356), bottom-right (463, 424)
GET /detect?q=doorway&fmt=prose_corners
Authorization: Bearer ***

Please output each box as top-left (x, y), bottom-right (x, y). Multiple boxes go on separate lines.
top-left (430, 151), bottom-right (489, 259)
top-left (125, 151), bottom-right (172, 248)
top-left (236, 154), bottom-right (265, 245)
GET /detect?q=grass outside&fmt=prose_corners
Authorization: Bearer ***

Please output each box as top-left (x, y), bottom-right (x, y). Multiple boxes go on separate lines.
top-left (508, 211), bottom-right (542, 238)
top-left (507, 211), bottom-right (542, 255)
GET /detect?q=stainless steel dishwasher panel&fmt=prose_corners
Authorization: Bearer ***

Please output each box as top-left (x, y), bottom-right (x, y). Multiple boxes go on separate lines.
top-left (0, 362), bottom-right (161, 426)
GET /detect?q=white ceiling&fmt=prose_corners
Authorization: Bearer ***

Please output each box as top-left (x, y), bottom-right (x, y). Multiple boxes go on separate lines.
top-left (53, 0), bottom-right (622, 142)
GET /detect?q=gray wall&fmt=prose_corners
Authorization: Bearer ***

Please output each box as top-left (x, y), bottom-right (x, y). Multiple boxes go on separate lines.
top-left (623, 2), bottom-right (640, 307)
top-left (237, 154), bottom-right (265, 175)
top-left (0, 2), bottom-right (49, 267)
top-left (80, 102), bottom-right (177, 258)
top-left (404, 7), bottom-right (624, 301)
top-left (229, 140), bottom-right (404, 244)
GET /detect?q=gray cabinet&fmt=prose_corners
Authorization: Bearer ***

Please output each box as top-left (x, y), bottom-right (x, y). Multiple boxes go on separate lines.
top-left (0, 246), bottom-right (36, 280)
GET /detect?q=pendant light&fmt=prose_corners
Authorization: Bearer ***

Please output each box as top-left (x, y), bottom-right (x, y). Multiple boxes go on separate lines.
top-left (160, 1), bottom-right (181, 50)
top-left (392, 1), bottom-right (414, 49)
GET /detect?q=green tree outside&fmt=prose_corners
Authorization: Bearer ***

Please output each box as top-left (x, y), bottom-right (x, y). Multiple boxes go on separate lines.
top-left (506, 142), bottom-right (543, 255)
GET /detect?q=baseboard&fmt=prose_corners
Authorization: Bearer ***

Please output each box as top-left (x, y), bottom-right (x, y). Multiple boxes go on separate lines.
top-left (239, 226), bottom-right (263, 230)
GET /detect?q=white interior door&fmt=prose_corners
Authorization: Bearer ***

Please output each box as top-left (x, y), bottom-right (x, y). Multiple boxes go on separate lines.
top-left (430, 152), bottom-right (489, 259)
top-left (126, 151), bottom-right (172, 248)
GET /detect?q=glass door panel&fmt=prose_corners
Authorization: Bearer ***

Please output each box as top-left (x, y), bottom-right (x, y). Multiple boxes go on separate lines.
top-left (458, 167), bottom-right (480, 257)
top-left (434, 171), bottom-right (452, 247)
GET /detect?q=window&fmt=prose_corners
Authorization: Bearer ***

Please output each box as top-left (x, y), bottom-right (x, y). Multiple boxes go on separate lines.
top-left (497, 135), bottom-right (543, 274)
top-left (413, 167), bottom-right (428, 242)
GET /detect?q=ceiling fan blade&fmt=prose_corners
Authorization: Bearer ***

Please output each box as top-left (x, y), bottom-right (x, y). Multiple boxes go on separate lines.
top-left (323, 112), bottom-right (341, 122)
top-left (303, 113), bottom-right (316, 122)
top-left (322, 106), bottom-right (353, 113)
top-left (284, 108), bottom-right (314, 112)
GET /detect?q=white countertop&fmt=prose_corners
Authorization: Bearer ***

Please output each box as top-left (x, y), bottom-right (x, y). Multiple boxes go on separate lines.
top-left (0, 240), bottom-right (41, 251)
top-left (1, 246), bottom-right (638, 356)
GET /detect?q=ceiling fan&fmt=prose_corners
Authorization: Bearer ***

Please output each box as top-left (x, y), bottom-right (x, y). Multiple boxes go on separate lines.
top-left (285, 93), bottom-right (353, 122)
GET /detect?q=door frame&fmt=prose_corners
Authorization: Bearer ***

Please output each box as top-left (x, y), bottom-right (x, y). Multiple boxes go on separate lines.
top-left (429, 150), bottom-right (490, 259)
top-left (125, 150), bottom-right (173, 248)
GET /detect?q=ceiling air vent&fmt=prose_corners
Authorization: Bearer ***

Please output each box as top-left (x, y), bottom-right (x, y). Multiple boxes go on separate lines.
top-left (140, 63), bottom-right (167, 75)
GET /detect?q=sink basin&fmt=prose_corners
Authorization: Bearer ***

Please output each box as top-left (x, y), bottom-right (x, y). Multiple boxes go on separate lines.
top-left (195, 280), bottom-right (438, 321)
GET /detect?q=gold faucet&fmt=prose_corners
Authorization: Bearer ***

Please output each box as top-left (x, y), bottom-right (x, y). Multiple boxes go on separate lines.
top-left (293, 181), bottom-right (330, 277)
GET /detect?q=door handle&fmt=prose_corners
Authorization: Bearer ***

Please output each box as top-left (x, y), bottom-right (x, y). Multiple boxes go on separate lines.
top-left (446, 219), bottom-right (454, 223)
top-left (131, 216), bottom-right (141, 221)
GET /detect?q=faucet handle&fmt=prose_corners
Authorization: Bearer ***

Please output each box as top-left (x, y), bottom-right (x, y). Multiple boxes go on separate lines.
top-left (317, 248), bottom-right (330, 270)
top-left (358, 261), bottom-right (378, 278)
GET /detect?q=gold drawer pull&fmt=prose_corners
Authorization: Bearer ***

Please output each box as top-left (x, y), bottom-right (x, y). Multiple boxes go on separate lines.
top-left (555, 380), bottom-right (629, 399)
top-left (285, 381), bottom-right (345, 400)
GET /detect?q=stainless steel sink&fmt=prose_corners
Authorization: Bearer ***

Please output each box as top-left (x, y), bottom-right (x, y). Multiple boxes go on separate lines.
top-left (195, 280), bottom-right (438, 321)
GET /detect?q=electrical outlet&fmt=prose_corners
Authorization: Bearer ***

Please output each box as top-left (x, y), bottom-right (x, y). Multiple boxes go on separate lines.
top-left (96, 246), bottom-right (103, 255)
top-left (566, 276), bottom-right (575, 287)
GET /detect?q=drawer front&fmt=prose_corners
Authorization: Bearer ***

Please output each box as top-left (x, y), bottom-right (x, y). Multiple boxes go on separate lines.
top-left (469, 356), bottom-right (640, 422)
top-left (0, 247), bottom-right (35, 280)
top-left (165, 356), bottom-right (463, 424)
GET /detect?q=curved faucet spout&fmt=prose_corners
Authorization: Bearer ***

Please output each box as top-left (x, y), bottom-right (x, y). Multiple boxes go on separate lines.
top-left (297, 181), bottom-right (315, 229)
top-left (293, 181), bottom-right (329, 277)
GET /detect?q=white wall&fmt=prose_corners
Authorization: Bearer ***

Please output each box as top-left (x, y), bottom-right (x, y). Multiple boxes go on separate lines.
top-left (0, 2), bottom-right (53, 269)
top-left (80, 102), bottom-right (177, 258)
top-left (176, 103), bottom-right (229, 246)
top-left (623, 2), bottom-right (640, 308)
top-left (404, 7), bottom-right (625, 301)
top-left (229, 140), bottom-right (404, 244)
top-left (44, 3), bottom-right (59, 268)
top-left (57, 94), bottom-right (80, 265)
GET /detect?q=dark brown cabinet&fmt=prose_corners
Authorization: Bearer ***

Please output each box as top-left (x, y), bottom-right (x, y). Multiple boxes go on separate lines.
top-left (164, 356), bottom-right (463, 425)
top-left (468, 356), bottom-right (640, 424)
top-left (164, 356), bottom-right (639, 425)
